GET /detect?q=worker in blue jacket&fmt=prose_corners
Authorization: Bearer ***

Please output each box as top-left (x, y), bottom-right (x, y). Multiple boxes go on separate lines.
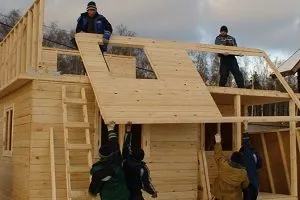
top-left (76, 1), bottom-right (113, 52)
top-left (239, 132), bottom-right (263, 200)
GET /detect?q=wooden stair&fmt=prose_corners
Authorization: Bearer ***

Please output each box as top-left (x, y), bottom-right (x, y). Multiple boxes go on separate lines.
top-left (61, 85), bottom-right (93, 200)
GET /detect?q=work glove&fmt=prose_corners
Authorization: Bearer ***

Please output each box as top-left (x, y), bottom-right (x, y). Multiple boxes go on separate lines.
top-left (103, 30), bottom-right (111, 45)
top-left (215, 133), bottom-right (221, 143)
top-left (107, 121), bottom-right (115, 131)
top-left (242, 132), bottom-right (250, 140)
top-left (126, 121), bottom-right (132, 132)
top-left (151, 192), bottom-right (158, 198)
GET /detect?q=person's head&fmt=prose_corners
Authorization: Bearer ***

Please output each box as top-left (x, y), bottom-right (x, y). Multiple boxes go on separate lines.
top-left (87, 1), bottom-right (97, 17)
top-left (220, 25), bottom-right (228, 37)
top-left (231, 151), bottom-right (243, 165)
top-left (132, 148), bottom-right (145, 161)
top-left (99, 144), bottom-right (114, 159)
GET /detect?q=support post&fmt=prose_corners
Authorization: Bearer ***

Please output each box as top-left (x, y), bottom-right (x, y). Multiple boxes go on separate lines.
top-left (277, 131), bottom-right (291, 192)
top-left (233, 95), bottom-right (241, 151)
top-left (289, 100), bottom-right (298, 197)
top-left (198, 123), bottom-right (211, 200)
top-left (261, 133), bottom-right (276, 193)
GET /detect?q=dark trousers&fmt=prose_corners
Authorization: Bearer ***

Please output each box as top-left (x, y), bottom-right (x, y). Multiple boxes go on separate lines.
top-left (129, 190), bottom-right (144, 200)
top-left (219, 56), bottom-right (245, 88)
top-left (243, 184), bottom-right (258, 200)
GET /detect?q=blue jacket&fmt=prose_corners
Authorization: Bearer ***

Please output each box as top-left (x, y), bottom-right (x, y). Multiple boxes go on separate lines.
top-left (240, 135), bottom-right (262, 190)
top-left (215, 34), bottom-right (237, 46)
top-left (76, 12), bottom-right (113, 36)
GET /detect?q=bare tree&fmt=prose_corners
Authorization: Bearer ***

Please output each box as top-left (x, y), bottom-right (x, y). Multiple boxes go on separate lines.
top-left (188, 51), bottom-right (209, 82)
top-left (0, 9), bottom-right (21, 41)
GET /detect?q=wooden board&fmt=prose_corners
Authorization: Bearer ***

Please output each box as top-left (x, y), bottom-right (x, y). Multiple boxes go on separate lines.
top-left (75, 33), bottom-right (221, 124)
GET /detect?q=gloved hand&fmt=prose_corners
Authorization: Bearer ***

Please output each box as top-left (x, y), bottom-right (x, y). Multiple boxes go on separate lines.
top-left (242, 132), bottom-right (250, 140)
top-left (107, 121), bottom-right (115, 131)
top-left (215, 133), bottom-right (221, 143)
top-left (126, 121), bottom-right (132, 132)
top-left (103, 30), bottom-right (111, 45)
top-left (151, 192), bottom-right (158, 198)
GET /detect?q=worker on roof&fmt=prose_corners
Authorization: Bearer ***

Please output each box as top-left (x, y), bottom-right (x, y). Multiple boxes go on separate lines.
top-left (122, 122), bottom-right (158, 200)
top-left (89, 121), bottom-right (129, 200)
top-left (215, 25), bottom-right (245, 88)
top-left (239, 133), bottom-right (263, 200)
top-left (212, 133), bottom-right (249, 200)
top-left (76, 1), bottom-right (113, 52)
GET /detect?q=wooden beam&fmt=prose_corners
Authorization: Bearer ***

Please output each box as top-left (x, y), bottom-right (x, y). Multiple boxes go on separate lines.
top-left (289, 100), bottom-right (298, 197)
top-left (261, 133), bottom-right (276, 193)
top-left (118, 124), bottom-right (125, 151)
top-left (276, 131), bottom-right (291, 193)
top-left (142, 124), bottom-right (151, 160)
top-left (94, 102), bottom-right (100, 161)
top-left (76, 33), bottom-right (264, 57)
top-left (49, 127), bottom-right (57, 200)
top-left (264, 53), bottom-right (300, 111)
top-left (297, 130), bottom-right (300, 154)
top-left (37, 0), bottom-right (45, 68)
top-left (42, 47), bottom-right (80, 56)
top-left (197, 123), bottom-right (212, 200)
top-left (233, 95), bottom-right (242, 151)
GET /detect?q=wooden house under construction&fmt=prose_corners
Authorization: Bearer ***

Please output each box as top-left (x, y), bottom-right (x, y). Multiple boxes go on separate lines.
top-left (0, 0), bottom-right (299, 199)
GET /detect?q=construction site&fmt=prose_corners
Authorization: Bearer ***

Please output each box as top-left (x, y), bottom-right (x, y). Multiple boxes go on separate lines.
top-left (0, 0), bottom-right (299, 199)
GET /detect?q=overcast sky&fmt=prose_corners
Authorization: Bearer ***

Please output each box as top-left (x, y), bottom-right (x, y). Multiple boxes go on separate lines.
top-left (1, 0), bottom-right (299, 59)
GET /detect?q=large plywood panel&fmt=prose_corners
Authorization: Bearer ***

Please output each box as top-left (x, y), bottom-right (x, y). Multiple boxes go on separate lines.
top-left (75, 33), bottom-right (221, 124)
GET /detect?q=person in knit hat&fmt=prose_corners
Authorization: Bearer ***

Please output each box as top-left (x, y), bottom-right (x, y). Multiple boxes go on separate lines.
top-left (89, 121), bottom-right (129, 200)
top-left (239, 133), bottom-right (263, 200)
top-left (215, 25), bottom-right (245, 88)
top-left (76, 1), bottom-right (113, 52)
top-left (122, 122), bottom-right (157, 200)
top-left (212, 133), bottom-right (249, 200)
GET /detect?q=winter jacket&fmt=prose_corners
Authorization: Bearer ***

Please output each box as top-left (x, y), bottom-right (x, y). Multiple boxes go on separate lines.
top-left (212, 143), bottom-right (249, 200)
top-left (215, 34), bottom-right (237, 46)
top-left (122, 131), bottom-right (156, 196)
top-left (89, 130), bottom-right (129, 200)
top-left (76, 12), bottom-right (113, 36)
top-left (215, 34), bottom-right (238, 58)
top-left (240, 135), bottom-right (263, 190)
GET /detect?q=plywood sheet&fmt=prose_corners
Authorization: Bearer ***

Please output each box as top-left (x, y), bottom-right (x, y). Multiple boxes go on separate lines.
top-left (75, 33), bottom-right (221, 124)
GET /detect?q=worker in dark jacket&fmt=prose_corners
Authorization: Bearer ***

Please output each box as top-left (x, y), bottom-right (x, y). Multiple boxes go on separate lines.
top-left (239, 133), bottom-right (263, 200)
top-left (215, 26), bottom-right (245, 88)
top-left (212, 133), bottom-right (249, 200)
top-left (89, 121), bottom-right (129, 200)
top-left (76, 1), bottom-right (113, 52)
top-left (123, 123), bottom-right (157, 200)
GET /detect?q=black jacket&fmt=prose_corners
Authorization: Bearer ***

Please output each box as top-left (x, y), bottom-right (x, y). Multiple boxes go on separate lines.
top-left (122, 131), bottom-right (156, 196)
top-left (76, 12), bottom-right (113, 34)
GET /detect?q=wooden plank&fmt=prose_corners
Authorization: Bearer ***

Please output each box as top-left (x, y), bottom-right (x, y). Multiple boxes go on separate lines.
top-left (26, 10), bottom-right (33, 71)
top-left (64, 122), bottom-right (89, 128)
top-left (142, 124), bottom-right (151, 159)
top-left (37, 0), bottom-right (45, 69)
top-left (76, 33), bottom-right (264, 57)
top-left (264, 54), bottom-right (300, 111)
top-left (233, 95), bottom-right (242, 151)
top-left (260, 133), bottom-right (276, 193)
top-left (289, 100), bottom-right (297, 197)
top-left (276, 131), bottom-right (291, 193)
top-left (49, 127), bottom-right (57, 200)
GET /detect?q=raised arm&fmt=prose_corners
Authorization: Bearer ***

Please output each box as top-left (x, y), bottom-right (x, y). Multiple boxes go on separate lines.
top-left (141, 163), bottom-right (157, 198)
top-left (122, 122), bottom-right (133, 159)
top-left (214, 133), bottom-right (227, 166)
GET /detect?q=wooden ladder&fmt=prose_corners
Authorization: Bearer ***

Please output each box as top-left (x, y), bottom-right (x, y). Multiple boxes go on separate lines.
top-left (62, 85), bottom-right (93, 200)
